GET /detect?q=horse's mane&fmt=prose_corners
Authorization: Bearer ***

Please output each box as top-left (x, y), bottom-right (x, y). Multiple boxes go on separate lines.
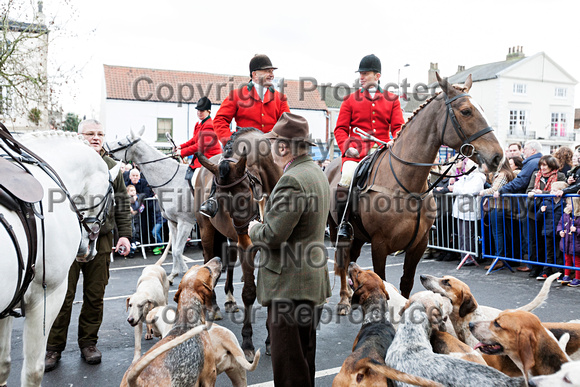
top-left (222, 127), bottom-right (261, 158)
top-left (395, 83), bottom-right (468, 143)
top-left (19, 130), bottom-right (91, 147)
top-left (220, 127), bottom-right (262, 180)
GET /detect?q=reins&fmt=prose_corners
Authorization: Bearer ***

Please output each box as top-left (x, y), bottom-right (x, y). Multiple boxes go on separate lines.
top-left (105, 136), bottom-right (181, 188)
top-left (213, 158), bottom-right (263, 234)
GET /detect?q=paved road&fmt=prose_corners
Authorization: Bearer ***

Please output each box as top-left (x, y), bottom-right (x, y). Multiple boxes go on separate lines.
top-left (6, 242), bottom-right (580, 386)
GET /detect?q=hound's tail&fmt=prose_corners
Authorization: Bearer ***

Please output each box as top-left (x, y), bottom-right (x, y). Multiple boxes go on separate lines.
top-left (517, 272), bottom-right (559, 312)
top-left (155, 236), bottom-right (172, 266)
top-left (357, 358), bottom-right (444, 387)
top-left (124, 323), bottom-right (209, 387)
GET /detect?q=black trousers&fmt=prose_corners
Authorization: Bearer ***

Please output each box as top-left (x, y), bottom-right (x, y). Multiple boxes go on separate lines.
top-left (267, 300), bottom-right (321, 387)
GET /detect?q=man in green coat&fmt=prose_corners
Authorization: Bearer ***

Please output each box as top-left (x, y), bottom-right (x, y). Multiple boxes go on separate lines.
top-left (249, 112), bottom-right (331, 387)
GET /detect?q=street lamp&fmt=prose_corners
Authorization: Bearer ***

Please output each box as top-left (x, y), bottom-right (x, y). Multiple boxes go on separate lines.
top-left (397, 64), bottom-right (410, 92)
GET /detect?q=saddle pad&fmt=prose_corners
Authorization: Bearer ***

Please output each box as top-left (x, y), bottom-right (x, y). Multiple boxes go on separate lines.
top-left (0, 157), bottom-right (44, 203)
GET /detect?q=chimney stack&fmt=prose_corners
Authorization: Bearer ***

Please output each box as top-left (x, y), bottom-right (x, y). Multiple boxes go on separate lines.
top-left (506, 46), bottom-right (525, 61)
top-left (457, 65), bottom-right (465, 74)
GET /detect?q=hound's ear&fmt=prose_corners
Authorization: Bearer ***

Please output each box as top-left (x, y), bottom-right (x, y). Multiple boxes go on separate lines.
top-left (143, 300), bottom-right (155, 317)
top-left (458, 292), bottom-right (477, 318)
top-left (196, 152), bottom-right (219, 176)
top-left (380, 283), bottom-right (390, 301)
top-left (126, 297), bottom-right (130, 312)
top-left (400, 299), bottom-right (413, 316)
top-left (517, 330), bottom-right (537, 379)
top-left (464, 74), bottom-right (473, 92)
top-left (174, 287), bottom-right (182, 304)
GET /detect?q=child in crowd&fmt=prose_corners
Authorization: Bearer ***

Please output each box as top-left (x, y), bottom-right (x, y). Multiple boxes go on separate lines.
top-left (536, 181), bottom-right (568, 279)
top-left (127, 184), bottom-right (144, 257)
top-left (557, 195), bottom-right (580, 287)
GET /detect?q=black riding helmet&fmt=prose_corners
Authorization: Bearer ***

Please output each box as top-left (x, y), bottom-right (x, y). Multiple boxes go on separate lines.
top-left (356, 54), bottom-right (381, 73)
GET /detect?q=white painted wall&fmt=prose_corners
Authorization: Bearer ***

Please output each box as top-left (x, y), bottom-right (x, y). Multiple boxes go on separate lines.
top-left (102, 99), bottom-right (328, 147)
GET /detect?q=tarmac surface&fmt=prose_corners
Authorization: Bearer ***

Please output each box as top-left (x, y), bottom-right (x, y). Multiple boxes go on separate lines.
top-left (6, 241), bottom-right (580, 386)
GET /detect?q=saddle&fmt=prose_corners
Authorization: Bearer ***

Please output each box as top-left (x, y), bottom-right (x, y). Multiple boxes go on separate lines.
top-left (0, 157), bottom-right (44, 203)
top-left (0, 127), bottom-right (42, 319)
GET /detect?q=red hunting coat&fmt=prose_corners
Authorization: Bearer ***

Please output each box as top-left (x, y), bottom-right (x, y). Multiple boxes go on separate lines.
top-left (334, 87), bottom-right (405, 165)
top-left (213, 82), bottom-right (290, 145)
top-left (179, 116), bottom-right (222, 169)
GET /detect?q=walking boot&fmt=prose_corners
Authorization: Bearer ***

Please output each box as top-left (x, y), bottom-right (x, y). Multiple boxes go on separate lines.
top-left (336, 185), bottom-right (353, 241)
top-left (44, 350), bottom-right (61, 372)
top-left (80, 345), bottom-right (102, 365)
top-left (200, 181), bottom-right (219, 218)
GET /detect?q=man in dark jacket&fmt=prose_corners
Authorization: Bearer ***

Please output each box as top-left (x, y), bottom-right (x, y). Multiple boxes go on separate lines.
top-left (496, 140), bottom-right (543, 272)
top-left (45, 119), bottom-right (132, 371)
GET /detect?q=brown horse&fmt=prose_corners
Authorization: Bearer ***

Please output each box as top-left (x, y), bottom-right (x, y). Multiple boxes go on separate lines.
top-left (195, 128), bottom-right (281, 361)
top-left (327, 74), bottom-right (504, 314)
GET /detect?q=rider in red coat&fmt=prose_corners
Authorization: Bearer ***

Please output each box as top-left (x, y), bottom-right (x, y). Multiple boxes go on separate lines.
top-left (174, 97), bottom-right (222, 186)
top-left (334, 54), bottom-right (405, 240)
top-left (200, 54), bottom-right (290, 217)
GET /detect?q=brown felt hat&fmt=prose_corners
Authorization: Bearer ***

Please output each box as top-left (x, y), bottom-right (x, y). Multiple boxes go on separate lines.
top-left (264, 112), bottom-right (315, 146)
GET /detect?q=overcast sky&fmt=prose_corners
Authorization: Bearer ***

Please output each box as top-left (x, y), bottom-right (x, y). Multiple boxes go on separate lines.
top-left (44, 0), bottom-right (580, 117)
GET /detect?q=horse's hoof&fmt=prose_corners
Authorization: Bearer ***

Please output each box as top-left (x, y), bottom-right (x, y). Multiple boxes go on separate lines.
top-left (337, 304), bottom-right (351, 315)
top-left (265, 343), bottom-right (271, 356)
top-left (244, 349), bottom-right (256, 363)
top-left (224, 301), bottom-right (239, 313)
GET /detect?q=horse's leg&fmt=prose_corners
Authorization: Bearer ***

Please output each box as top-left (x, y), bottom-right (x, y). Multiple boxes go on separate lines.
top-left (167, 221), bottom-right (192, 285)
top-left (237, 234), bottom-right (257, 362)
top-left (0, 317), bottom-right (13, 385)
top-left (217, 233), bottom-right (238, 314)
top-left (399, 235), bottom-right (428, 298)
top-left (21, 281), bottom-right (67, 387)
top-left (166, 221), bottom-right (180, 284)
top-left (371, 238), bottom-right (389, 281)
top-left (337, 238), bottom-right (365, 315)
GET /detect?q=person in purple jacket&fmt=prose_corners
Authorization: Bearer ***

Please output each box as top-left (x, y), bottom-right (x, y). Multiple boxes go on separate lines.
top-left (557, 196), bottom-right (580, 287)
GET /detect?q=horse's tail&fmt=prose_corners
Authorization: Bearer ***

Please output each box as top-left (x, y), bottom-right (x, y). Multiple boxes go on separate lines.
top-left (358, 358), bottom-right (444, 387)
top-left (517, 271), bottom-right (558, 312)
top-left (155, 237), bottom-right (172, 266)
top-left (125, 323), bottom-right (209, 387)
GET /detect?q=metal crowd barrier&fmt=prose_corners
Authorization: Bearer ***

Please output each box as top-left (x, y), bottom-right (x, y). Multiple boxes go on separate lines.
top-left (114, 196), bottom-right (201, 260)
top-left (480, 193), bottom-right (580, 275)
top-left (427, 192), bottom-right (482, 266)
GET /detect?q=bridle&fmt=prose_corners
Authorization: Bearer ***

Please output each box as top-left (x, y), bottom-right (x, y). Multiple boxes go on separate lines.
top-left (105, 136), bottom-right (180, 188)
top-left (213, 158), bottom-right (263, 234)
top-left (385, 91), bottom-right (494, 198)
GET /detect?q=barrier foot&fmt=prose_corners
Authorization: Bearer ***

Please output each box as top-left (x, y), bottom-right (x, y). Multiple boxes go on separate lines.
top-left (485, 257), bottom-right (514, 275)
top-left (456, 254), bottom-right (479, 270)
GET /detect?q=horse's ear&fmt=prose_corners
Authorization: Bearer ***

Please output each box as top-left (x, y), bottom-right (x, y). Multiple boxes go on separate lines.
top-left (436, 72), bottom-right (450, 95)
top-left (138, 125), bottom-right (145, 137)
top-left (233, 154), bottom-right (247, 176)
top-left (196, 152), bottom-right (219, 176)
top-left (109, 162), bottom-right (121, 181)
top-left (464, 74), bottom-right (473, 92)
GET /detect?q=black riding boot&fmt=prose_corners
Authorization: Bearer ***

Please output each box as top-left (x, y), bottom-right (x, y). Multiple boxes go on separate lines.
top-left (200, 181), bottom-right (219, 218)
top-left (336, 186), bottom-right (353, 241)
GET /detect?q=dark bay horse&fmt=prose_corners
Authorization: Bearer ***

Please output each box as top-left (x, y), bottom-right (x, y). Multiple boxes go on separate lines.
top-left (195, 128), bottom-right (281, 361)
top-left (327, 74), bottom-right (504, 314)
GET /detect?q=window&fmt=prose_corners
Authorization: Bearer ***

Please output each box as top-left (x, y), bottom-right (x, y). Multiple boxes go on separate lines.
top-left (550, 113), bottom-right (567, 137)
top-left (555, 87), bottom-right (567, 98)
top-left (513, 83), bottom-right (527, 95)
top-left (0, 86), bottom-right (11, 115)
top-left (508, 109), bottom-right (528, 135)
top-left (550, 145), bottom-right (559, 154)
top-left (157, 118), bottom-right (173, 142)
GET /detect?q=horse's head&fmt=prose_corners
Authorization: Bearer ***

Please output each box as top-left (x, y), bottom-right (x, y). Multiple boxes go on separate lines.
top-left (75, 162), bottom-right (120, 262)
top-left (436, 73), bottom-right (504, 173)
top-left (104, 126), bottom-right (145, 162)
top-left (197, 152), bottom-right (260, 234)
